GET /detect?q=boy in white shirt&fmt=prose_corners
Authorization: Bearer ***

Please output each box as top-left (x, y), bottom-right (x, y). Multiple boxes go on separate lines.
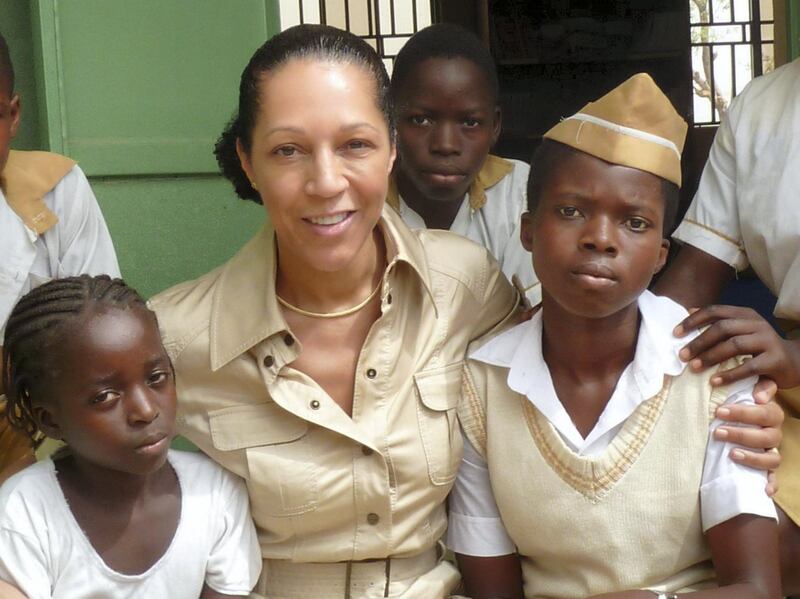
top-left (388, 23), bottom-right (539, 304)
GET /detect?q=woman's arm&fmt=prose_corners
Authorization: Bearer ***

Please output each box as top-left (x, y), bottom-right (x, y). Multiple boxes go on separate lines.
top-left (456, 554), bottom-right (524, 599)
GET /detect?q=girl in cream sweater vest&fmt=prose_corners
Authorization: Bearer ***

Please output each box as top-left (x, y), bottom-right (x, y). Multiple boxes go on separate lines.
top-left (449, 75), bottom-right (779, 599)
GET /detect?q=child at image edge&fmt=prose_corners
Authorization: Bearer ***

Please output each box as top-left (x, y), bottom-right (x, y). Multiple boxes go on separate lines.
top-left (0, 31), bottom-right (120, 482)
top-left (448, 74), bottom-right (779, 598)
top-left (0, 276), bottom-right (261, 598)
top-left (388, 24), bottom-right (540, 305)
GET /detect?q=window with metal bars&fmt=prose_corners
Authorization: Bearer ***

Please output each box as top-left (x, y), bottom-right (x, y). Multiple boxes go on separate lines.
top-left (278, 0), bottom-right (435, 72)
top-left (690, 0), bottom-right (774, 125)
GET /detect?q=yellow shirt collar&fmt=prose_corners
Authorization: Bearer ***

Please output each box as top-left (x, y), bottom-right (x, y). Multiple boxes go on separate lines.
top-left (1, 150), bottom-right (76, 235)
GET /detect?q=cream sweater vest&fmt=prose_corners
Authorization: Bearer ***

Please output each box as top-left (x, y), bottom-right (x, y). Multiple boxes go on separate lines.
top-left (459, 357), bottom-right (741, 598)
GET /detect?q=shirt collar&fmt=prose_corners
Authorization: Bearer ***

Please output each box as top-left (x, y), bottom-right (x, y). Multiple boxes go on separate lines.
top-left (467, 154), bottom-right (514, 212)
top-left (385, 154), bottom-right (514, 214)
top-left (470, 290), bottom-right (700, 448)
top-left (1, 151), bottom-right (76, 236)
top-left (210, 205), bottom-right (437, 370)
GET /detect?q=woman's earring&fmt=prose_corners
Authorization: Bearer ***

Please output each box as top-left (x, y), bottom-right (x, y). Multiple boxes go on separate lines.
top-left (250, 180), bottom-right (258, 190)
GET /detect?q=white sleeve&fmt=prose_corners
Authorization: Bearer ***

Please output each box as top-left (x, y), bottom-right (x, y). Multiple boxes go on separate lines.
top-left (48, 166), bottom-right (121, 279)
top-left (446, 437), bottom-right (516, 556)
top-left (700, 376), bottom-right (777, 531)
top-left (0, 528), bottom-right (52, 599)
top-left (672, 107), bottom-right (748, 271)
top-left (204, 470), bottom-right (262, 595)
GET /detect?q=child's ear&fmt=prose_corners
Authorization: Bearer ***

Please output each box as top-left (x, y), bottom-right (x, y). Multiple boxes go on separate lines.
top-left (654, 238), bottom-right (670, 274)
top-left (9, 94), bottom-right (20, 138)
top-left (32, 404), bottom-right (63, 441)
top-left (520, 211), bottom-right (534, 253)
top-left (492, 106), bottom-right (502, 146)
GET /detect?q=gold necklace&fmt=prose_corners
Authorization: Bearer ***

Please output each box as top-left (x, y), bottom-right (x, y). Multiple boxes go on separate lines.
top-left (276, 282), bottom-right (382, 319)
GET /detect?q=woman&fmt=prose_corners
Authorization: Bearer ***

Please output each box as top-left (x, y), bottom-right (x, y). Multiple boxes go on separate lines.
top-left (149, 25), bottom-right (782, 599)
top-left (149, 25), bottom-right (517, 598)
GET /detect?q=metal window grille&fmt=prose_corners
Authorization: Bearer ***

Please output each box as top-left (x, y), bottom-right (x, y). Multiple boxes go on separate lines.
top-left (278, 0), bottom-right (436, 72)
top-left (690, 0), bottom-right (774, 125)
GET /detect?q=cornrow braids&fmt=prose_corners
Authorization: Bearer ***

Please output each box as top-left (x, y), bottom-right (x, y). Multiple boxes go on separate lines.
top-left (2, 275), bottom-right (148, 446)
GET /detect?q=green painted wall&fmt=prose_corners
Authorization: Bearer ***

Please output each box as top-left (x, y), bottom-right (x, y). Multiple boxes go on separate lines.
top-left (790, 0), bottom-right (800, 59)
top-left (4, 1), bottom-right (270, 298)
top-left (92, 177), bottom-right (262, 298)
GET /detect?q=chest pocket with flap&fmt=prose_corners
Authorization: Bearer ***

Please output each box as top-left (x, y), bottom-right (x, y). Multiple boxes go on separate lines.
top-left (209, 402), bottom-right (318, 517)
top-left (414, 362), bottom-right (465, 486)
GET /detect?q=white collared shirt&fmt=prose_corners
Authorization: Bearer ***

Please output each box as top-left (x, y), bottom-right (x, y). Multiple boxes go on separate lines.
top-left (672, 59), bottom-right (800, 321)
top-left (395, 159), bottom-right (541, 305)
top-left (447, 291), bottom-right (776, 556)
top-left (0, 166), bottom-right (120, 337)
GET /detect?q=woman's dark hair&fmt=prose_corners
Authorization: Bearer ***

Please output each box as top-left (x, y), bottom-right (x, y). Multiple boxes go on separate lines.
top-left (215, 24), bottom-right (394, 203)
top-left (2, 275), bottom-right (149, 447)
top-left (390, 23), bottom-right (499, 105)
top-left (527, 139), bottom-right (680, 235)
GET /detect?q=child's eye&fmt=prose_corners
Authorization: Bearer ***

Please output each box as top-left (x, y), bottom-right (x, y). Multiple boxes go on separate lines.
top-left (148, 371), bottom-right (170, 386)
top-left (91, 390), bottom-right (120, 405)
top-left (463, 118), bottom-right (480, 128)
top-left (558, 206), bottom-right (582, 218)
top-left (626, 217), bottom-right (650, 231)
top-left (410, 115), bottom-right (431, 126)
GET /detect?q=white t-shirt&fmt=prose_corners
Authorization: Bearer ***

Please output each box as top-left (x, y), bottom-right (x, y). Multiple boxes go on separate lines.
top-left (447, 291), bottom-right (776, 556)
top-left (0, 165), bottom-right (120, 337)
top-left (0, 450), bottom-right (261, 598)
top-left (672, 58), bottom-right (800, 320)
top-left (394, 159), bottom-right (541, 305)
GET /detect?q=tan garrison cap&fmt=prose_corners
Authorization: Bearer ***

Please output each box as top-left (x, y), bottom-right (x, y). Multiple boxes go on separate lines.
top-left (544, 73), bottom-right (688, 187)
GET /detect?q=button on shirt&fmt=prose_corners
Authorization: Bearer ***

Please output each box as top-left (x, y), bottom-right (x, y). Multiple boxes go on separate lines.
top-left (149, 206), bottom-right (519, 563)
top-left (447, 291), bottom-right (776, 556)
top-left (391, 158), bottom-right (541, 306)
top-left (672, 58), bottom-right (800, 320)
top-left (0, 165), bottom-right (120, 336)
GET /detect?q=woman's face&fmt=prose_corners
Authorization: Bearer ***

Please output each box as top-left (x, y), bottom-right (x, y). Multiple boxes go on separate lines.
top-left (238, 58), bottom-right (395, 273)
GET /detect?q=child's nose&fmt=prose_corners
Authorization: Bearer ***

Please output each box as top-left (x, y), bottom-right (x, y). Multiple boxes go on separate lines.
top-left (580, 217), bottom-right (618, 256)
top-left (127, 389), bottom-right (160, 425)
top-left (430, 122), bottom-right (460, 156)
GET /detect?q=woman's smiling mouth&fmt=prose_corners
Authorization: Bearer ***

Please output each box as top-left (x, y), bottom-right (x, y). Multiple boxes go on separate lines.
top-left (306, 212), bottom-right (352, 226)
top-left (303, 211), bottom-right (356, 236)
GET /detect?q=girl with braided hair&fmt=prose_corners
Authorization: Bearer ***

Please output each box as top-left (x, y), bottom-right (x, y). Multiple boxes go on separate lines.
top-left (0, 275), bottom-right (261, 598)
